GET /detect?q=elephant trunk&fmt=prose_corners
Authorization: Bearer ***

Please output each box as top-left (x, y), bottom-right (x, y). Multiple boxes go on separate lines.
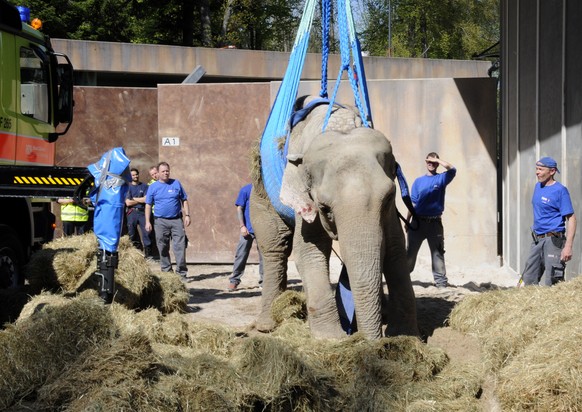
top-left (335, 192), bottom-right (385, 339)
top-left (336, 212), bottom-right (385, 340)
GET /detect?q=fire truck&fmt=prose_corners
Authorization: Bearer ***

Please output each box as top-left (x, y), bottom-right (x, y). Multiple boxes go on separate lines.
top-left (0, 0), bottom-right (89, 288)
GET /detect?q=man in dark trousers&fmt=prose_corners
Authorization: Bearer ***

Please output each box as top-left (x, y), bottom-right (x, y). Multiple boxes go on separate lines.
top-left (125, 168), bottom-right (153, 259)
top-left (228, 183), bottom-right (263, 290)
top-left (406, 152), bottom-right (456, 288)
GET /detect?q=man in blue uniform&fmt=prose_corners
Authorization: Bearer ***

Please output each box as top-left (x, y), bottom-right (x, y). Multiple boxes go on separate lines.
top-left (406, 152), bottom-right (456, 288)
top-left (228, 184), bottom-right (263, 290)
top-left (522, 157), bottom-right (576, 286)
top-left (145, 162), bottom-right (190, 278)
top-left (125, 168), bottom-right (153, 258)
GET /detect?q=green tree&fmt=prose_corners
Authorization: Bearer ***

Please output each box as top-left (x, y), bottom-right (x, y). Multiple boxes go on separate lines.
top-left (360, 0), bottom-right (499, 59)
top-left (221, 0), bottom-right (302, 50)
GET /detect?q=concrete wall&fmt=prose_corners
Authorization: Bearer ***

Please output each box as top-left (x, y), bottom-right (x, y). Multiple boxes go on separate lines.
top-left (52, 40), bottom-right (492, 83)
top-left (501, 0), bottom-right (582, 277)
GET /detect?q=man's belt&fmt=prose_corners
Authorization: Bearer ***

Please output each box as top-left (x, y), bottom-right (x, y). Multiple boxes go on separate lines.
top-left (418, 216), bottom-right (442, 221)
top-left (536, 231), bottom-right (565, 239)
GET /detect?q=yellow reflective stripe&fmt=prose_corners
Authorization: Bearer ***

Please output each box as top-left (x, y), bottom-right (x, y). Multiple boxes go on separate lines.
top-left (12, 176), bottom-right (84, 185)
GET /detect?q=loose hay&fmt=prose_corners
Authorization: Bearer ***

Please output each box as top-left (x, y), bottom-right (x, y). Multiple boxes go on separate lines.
top-left (0, 294), bottom-right (113, 409)
top-left (1, 287), bottom-right (486, 411)
top-left (35, 333), bottom-right (160, 410)
top-left (450, 276), bottom-right (582, 411)
top-left (271, 289), bottom-right (307, 324)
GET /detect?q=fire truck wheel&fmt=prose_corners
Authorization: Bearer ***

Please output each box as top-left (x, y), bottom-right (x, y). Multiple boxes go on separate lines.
top-left (0, 225), bottom-right (24, 289)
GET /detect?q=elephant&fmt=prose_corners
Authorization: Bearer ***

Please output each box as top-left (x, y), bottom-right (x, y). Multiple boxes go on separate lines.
top-left (251, 96), bottom-right (418, 340)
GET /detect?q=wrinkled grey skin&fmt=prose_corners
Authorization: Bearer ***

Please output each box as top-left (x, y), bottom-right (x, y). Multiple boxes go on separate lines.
top-left (251, 98), bottom-right (418, 339)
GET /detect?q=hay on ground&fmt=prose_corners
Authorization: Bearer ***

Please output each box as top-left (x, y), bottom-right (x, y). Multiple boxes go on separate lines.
top-left (450, 276), bottom-right (582, 411)
top-left (139, 270), bottom-right (189, 313)
top-left (450, 277), bottom-right (582, 370)
top-left (0, 294), bottom-right (113, 409)
top-left (1, 290), bottom-right (489, 412)
top-left (496, 317), bottom-right (582, 411)
top-left (271, 289), bottom-right (307, 324)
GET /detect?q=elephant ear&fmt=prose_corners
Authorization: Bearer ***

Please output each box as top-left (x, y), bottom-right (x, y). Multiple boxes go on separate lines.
top-left (280, 153), bottom-right (318, 223)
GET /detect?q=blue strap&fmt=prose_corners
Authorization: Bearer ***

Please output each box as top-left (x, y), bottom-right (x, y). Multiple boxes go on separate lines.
top-left (320, 0), bottom-right (331, 98)
top-left (289, 97), bottom-right (330, 129)
top-left (322, 0), bottom-right (372, 131)
top-left (395, 162), bottom-right (419, 230)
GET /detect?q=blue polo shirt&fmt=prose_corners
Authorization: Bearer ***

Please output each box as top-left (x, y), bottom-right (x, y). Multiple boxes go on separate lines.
top-left (236, 184), bottom-right (254, 234)
top-left (126, 182), bottom-right (148, 211)
top-left (145, 179), bottom-right (188, 218)
top-left (532, 181), bottom-right (574, 234)
top-left (411, 168), bottom-right (456, 216)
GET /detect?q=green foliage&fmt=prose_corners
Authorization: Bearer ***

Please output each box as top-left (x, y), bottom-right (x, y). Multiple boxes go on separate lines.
top-left (8, 0), bottom-right (498, 58)
top-left (360, 0), bottom-right (499, 59)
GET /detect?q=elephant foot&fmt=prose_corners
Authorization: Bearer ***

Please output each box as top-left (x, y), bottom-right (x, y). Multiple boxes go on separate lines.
top-left (309, 320), bottom-right (346, 340)
top-left (255, 312), bottom-right (277, 333)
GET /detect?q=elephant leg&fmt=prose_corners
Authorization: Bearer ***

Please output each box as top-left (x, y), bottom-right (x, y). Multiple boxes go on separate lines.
top-left (294, 216), bottom-right (345, 339)
top-left (251, 190), bottom-right (293, 332)
top-left (383, 231), bottom-right (419, 337)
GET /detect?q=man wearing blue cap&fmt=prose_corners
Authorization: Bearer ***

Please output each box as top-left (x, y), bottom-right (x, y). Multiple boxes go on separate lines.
top-left (522, 157), bottom-right (577, 286)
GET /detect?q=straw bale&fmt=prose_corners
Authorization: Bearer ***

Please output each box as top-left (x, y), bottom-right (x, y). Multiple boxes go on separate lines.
top-left (35, 332), bottom-right (160, 409)
top-left (271, 317), bottom-right (312, 342)
top-left (496, 317), bottom-right (582, 411)
top-left (24, 233), bottom-right (172, 310)
top-left (150, 376), bottom-right (237, 412)
top-left (310, 335), bottom-right (450, 409)
top-left (139, 269), bottom-right (189, 313)
top-left (0, 294), bottom-right (114, 409)
top-left (64, 379), bottom-right (155, 412)
top-left (109, 304), bottom-right (192, 346)
top-left (109, 249), bottom-right (153, 308)
top-left (25, 233), bottom-right (98, 291)
top-left (16, 290), bottom-right (70, 322)
top-left (271, 290), bottom-right (307, 324)
top-left (305, 334), bottom-right (448, 383)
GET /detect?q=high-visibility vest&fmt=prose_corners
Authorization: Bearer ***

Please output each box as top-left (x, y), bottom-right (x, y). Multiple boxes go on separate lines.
top-left (61, 203), bottom-right (89, 222)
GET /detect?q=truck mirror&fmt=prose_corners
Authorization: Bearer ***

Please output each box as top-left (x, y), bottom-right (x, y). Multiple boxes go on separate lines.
top-left (56, 62), bottom-right (74, 124)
